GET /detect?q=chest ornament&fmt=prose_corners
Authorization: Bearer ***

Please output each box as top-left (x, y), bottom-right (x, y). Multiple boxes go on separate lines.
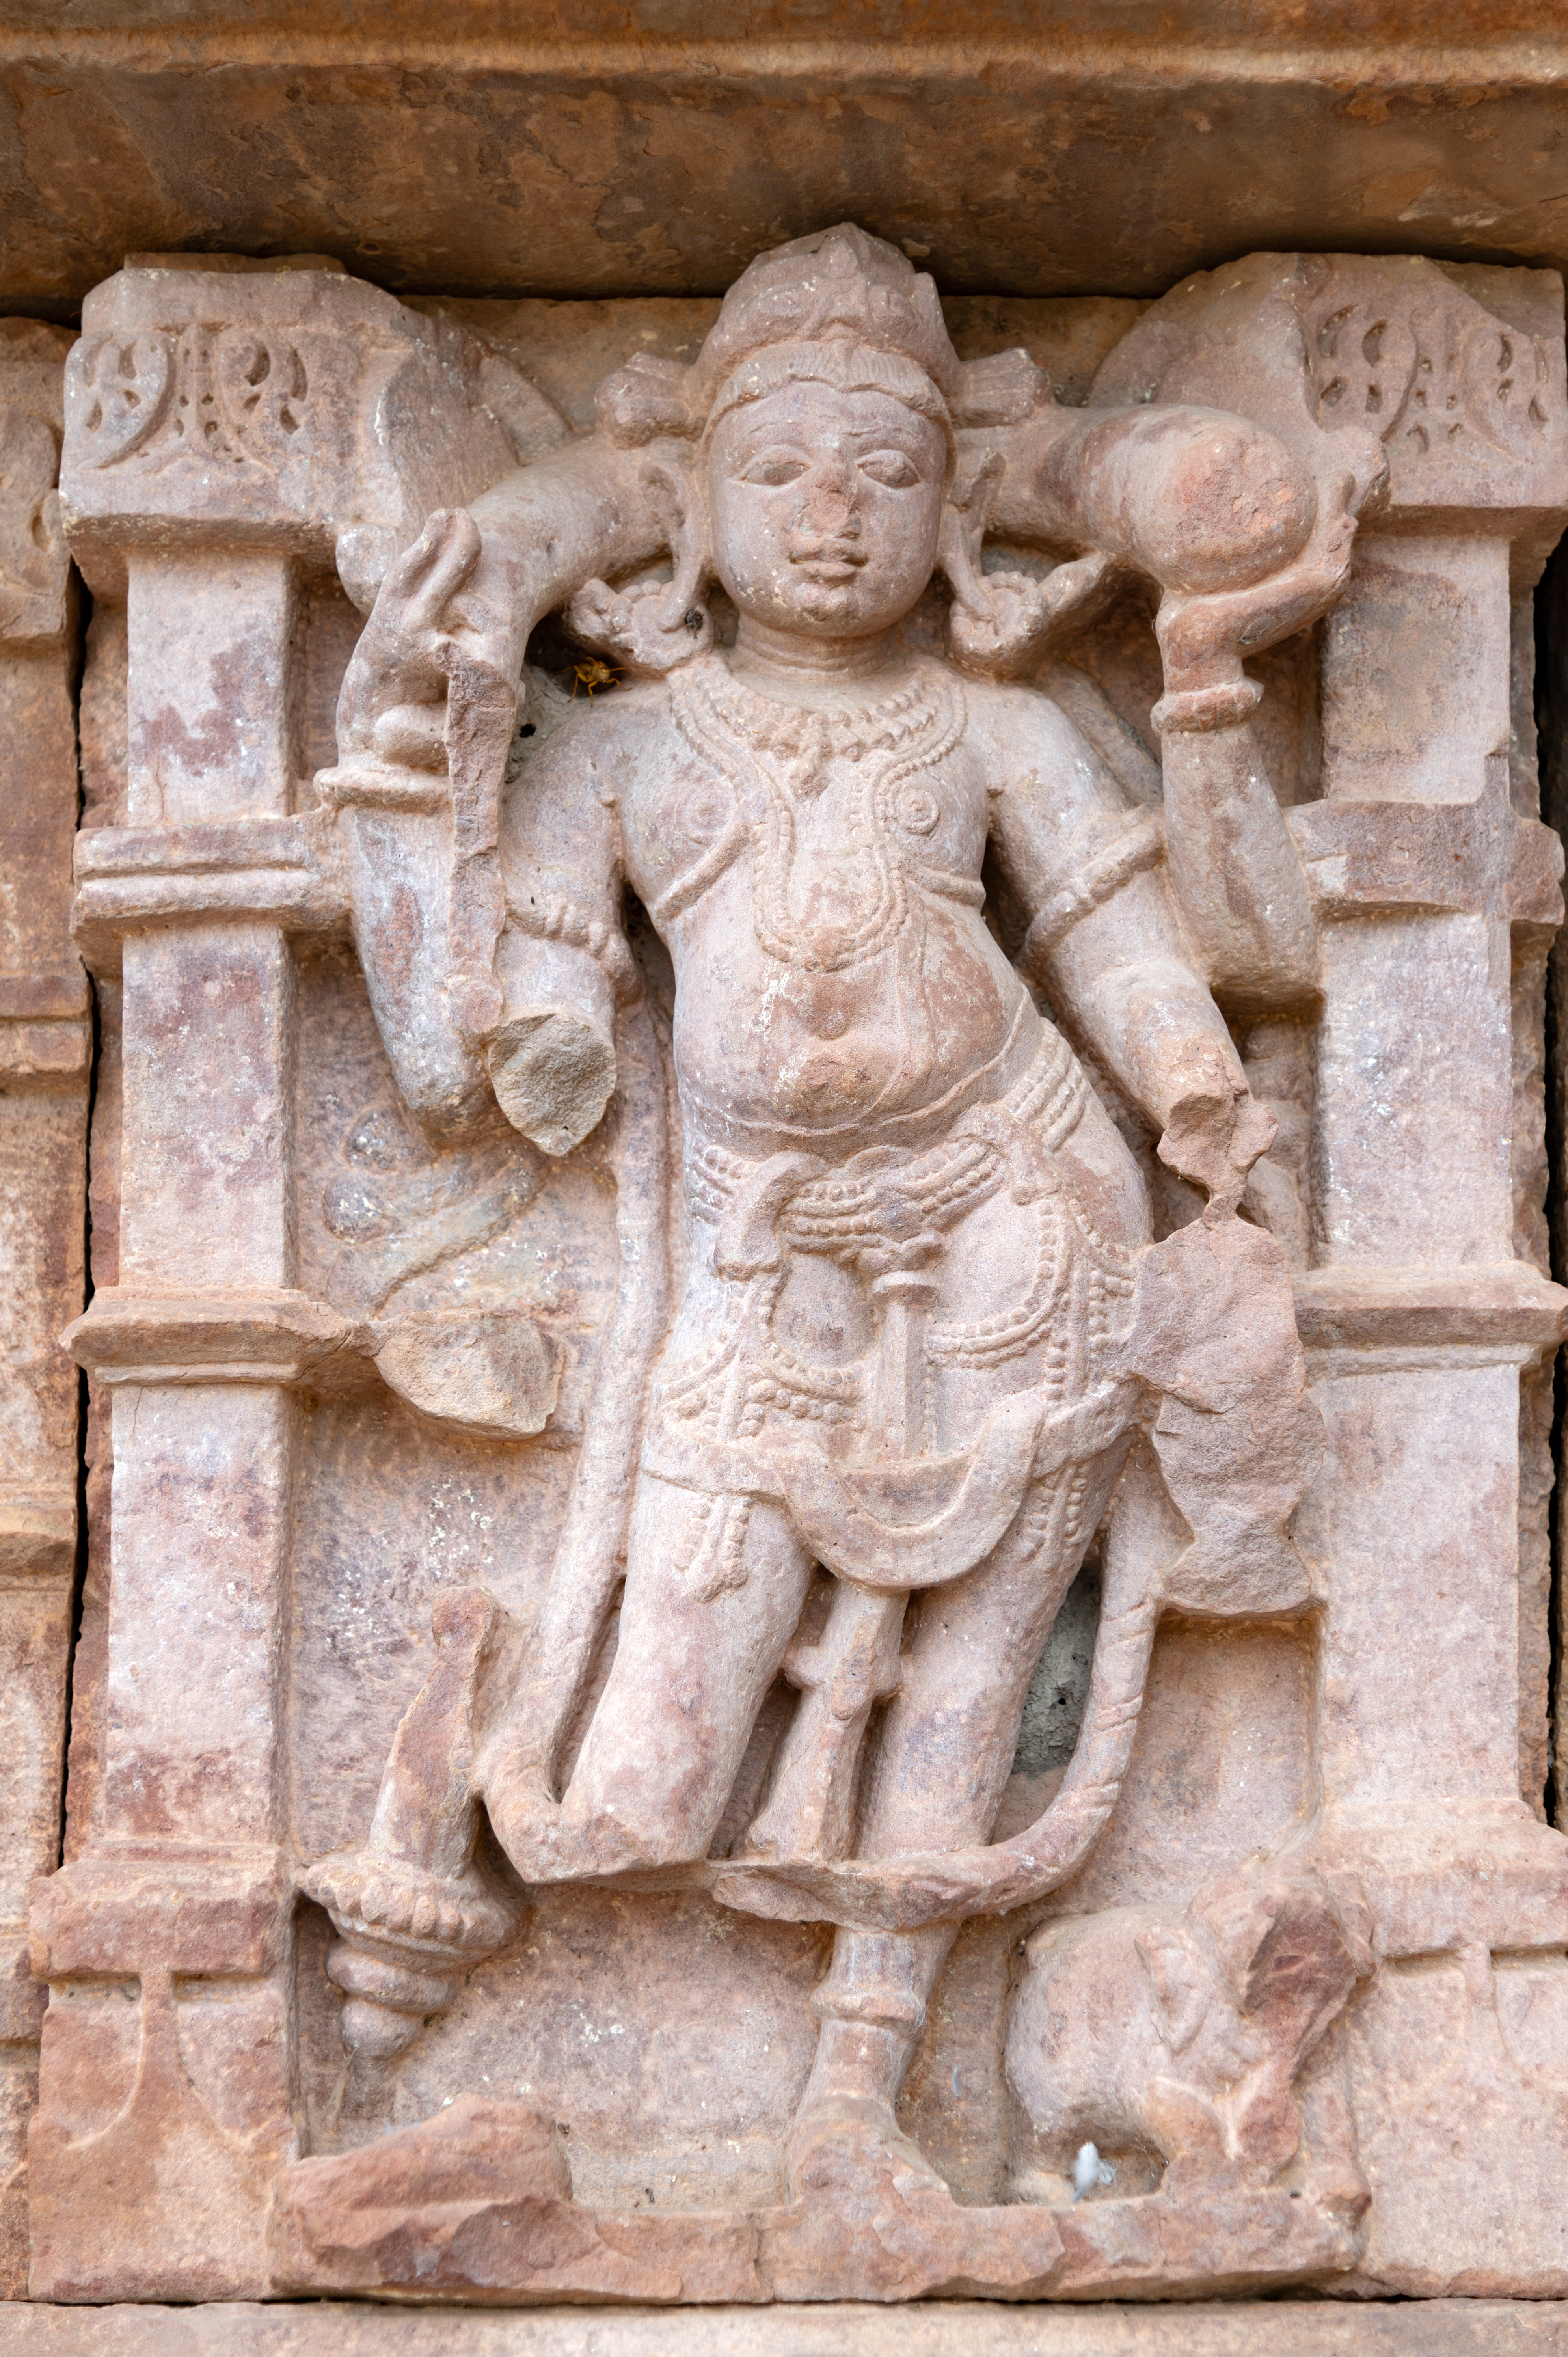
top-left (666, 655), bottom-right (969, 972)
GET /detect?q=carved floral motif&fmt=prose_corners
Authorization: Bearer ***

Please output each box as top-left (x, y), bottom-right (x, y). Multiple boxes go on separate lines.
top-left (67, 325), bottom-right (309, 473)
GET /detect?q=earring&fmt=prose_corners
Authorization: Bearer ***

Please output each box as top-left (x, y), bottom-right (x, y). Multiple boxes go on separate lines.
top-left (940, 448), bottom-right (1120, 677)
top-left (567, 458), bottom-right (715, 677)
top-left (946, 550), bottom-right (1122, 678)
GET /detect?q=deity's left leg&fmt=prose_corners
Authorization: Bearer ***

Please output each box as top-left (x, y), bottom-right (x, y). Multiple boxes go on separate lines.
top-left (791, 1442), bottom-right (1130, 2187)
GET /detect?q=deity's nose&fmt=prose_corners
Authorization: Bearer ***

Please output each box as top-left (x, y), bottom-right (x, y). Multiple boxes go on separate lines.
top-left (799, 468), bottom-right (860, 540)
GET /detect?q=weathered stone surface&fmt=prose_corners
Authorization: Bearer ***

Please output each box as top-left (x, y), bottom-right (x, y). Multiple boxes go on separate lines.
top-left (5, 217), bottom-right (1567, 2321)
top-left (0, 316), bottom-right (83, 2301)
top-left (7, 6), bottom-right (1568, 315)
top-left (6, 2298), bottom-right (1568, 2354)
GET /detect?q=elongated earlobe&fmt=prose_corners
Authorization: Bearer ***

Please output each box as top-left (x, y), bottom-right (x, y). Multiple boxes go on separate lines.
top-left (941, 447), bottom-right (1121, 676)
top-left (947, 548), bottom-right (1124, 677)
top-left (567, 458), bottom-right (715, 676)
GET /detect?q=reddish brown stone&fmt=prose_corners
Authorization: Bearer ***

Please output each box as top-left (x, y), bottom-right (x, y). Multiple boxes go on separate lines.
top-left (0, 316), bottom-right (86, 2300)
top-left (0, 192), bottom-right (1559, 2327)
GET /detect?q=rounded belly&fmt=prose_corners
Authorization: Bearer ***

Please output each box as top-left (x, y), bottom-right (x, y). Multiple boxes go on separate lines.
top-left (672, 920), bottom-right (1034, 1146)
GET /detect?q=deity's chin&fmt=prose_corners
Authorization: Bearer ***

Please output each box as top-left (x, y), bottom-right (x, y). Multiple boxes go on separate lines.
top-left (772, 584), bottom-right (901, 639)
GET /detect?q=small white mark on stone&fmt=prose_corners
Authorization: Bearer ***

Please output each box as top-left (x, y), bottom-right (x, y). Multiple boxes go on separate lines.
top-left (1073, 2141), bottom-right (1116, 2201)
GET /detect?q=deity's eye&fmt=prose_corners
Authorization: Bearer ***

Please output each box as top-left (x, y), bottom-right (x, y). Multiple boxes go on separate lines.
top-left (858, 449), bottom-right (922, 490)
top-left (739, 449), bottom-right (809, 487)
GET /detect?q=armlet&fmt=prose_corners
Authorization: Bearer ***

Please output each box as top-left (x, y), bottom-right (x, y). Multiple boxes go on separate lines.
top-left (508, 893), bottom-right (640, 1002)
top-left (1020, 812), bottom-right (1166, 973)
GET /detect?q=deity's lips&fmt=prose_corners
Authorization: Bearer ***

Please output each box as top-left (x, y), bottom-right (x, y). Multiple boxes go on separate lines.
top-left (790, 546), bottom-right (866, 580)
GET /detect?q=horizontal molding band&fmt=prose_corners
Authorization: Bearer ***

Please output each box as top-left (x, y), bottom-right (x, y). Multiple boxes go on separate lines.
top-left (0, 973), bottom-right (89, 1020)
top-left (32, 1846), bottom-right (294, 1981)
top-left (0, 1015), bottom-right (91, 1083)
top-left (0, 1494), bottom-right (76, 1580)
top-left (64, 1289), bottom-right (374, 1391)
top-left (1292, 1263), bottom-right (1568, 1351)
top-left (67, 1271), bottom-right (1566, 1400)
top-left (72, 815), bottom-right (348, 971)
top-left (3, 32), bottom-right (1567, 90)
top-left (75, 817), bottom-right (326, 878)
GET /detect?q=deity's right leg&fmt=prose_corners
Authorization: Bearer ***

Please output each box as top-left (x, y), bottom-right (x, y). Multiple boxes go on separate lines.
top-left (308, 1471), bottom-right (814, 2063)
top-left (490, 1472), bottom-right (816, 1877)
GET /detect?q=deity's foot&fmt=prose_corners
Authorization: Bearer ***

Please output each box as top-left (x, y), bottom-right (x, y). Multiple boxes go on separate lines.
top-left (769, 2093), bottom-right (1064, 2300)
top-left (787, 2093), bottom-right (948, 2204)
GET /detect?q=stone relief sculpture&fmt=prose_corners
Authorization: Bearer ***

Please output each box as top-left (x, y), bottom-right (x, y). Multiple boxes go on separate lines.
top-left (1008, 1868), bottom-right (1374, 2208)
top-left (26, 234), bottom-right (1568, 2309)
top-left (281, 226), bottom-right (1375, 2286)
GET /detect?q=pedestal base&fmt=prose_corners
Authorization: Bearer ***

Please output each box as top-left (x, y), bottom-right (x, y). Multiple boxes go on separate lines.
top-left (3, 2297), bottom-right (1565, 2355)
top-left (266, 2094), bottom-right (1363, 2308)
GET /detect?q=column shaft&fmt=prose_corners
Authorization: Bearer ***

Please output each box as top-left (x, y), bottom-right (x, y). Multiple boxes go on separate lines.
top-left (0, 325), bottom-right (85, 2296)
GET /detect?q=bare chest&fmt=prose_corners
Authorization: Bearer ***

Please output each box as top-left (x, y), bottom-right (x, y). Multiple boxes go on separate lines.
top-left (618, 659), bottom-right (991, 960)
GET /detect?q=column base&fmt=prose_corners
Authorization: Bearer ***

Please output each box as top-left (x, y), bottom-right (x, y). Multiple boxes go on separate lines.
top-left (1304, 1804), bottom-right (1568, 2296)
top-left (28, 1848), bottom-right (296, 2303)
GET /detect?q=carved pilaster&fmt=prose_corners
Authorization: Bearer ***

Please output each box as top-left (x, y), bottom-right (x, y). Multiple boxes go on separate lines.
top-left (1100, 252), bottom-right (1568, 2296)
top-left (30, 258), bottom-right (552, 2303)
top-left (0, 317), bottom-right (84, 2298)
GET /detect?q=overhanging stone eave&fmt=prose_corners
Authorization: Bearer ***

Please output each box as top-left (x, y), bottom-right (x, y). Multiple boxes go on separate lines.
top-left (4, 15), bottom-right (1568, 310)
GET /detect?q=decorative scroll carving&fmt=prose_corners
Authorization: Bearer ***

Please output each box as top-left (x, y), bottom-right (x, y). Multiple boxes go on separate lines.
top-left (69, 327), bottom-right (309, 475)
top-left (1305, 279), bottom-right (1548, 465)
top-left (1092, 249), bottom-right (1567, 533)
top-left (72, 324), bottom-right (314, 481)
top-left (68, 333), bottom-right (174, 467)
top-left (59, 262), bottom-right (570, 604)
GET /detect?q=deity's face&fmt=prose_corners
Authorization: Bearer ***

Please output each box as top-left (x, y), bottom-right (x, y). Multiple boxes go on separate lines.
top-left (706, 377), bottom-right (947, 644)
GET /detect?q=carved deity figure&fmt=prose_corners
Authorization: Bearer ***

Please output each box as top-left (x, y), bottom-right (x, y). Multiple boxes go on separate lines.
top-left (306, 227), bottom-right (1382, 2203)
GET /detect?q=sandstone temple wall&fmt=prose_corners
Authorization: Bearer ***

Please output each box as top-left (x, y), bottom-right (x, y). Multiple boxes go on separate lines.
top-left (5, 9), bottom-right (1568, 2350)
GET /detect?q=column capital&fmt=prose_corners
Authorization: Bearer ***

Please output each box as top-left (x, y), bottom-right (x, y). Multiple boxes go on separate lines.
top-left (61, 257), bottom-right (566, 601)
top-left (1092, 248), bottom-right (1568, 577)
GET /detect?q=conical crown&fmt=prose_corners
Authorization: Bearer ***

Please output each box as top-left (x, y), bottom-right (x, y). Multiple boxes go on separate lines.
top-left (594, 221), bottom-right (1047, 448)
top-left (693, 222), bottom-right (961, 404)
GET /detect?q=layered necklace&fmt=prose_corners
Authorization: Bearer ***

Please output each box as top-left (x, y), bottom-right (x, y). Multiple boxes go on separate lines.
top-left (669, 652), bottom-right (966, 974)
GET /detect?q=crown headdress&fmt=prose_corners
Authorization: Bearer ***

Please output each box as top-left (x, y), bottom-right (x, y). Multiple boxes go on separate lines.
top-left (574, 222), bottom-right (1083, 680)
top-left (596, 224), bottom-right (1045, 446)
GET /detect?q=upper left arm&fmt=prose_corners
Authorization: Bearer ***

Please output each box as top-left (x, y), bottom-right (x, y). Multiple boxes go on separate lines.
top-left (978, 682), bottom-right (1176, 975)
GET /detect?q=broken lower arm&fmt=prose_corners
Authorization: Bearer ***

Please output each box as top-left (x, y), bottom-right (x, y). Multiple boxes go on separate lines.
top-left (1154, 702), bottom-right (1319, 1015)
